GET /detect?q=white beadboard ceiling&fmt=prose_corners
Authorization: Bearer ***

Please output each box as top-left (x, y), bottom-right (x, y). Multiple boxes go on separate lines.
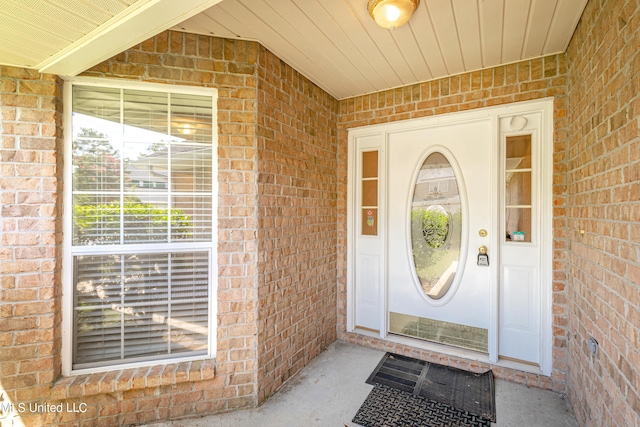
top-left (0, 0), bottom-right (136, 69)
top-left (0, 0), bottom-right (587, 98)
top-left (172, 0), bottom-right (588, 99)
top-left (0, 0), bottom-right (223, 75)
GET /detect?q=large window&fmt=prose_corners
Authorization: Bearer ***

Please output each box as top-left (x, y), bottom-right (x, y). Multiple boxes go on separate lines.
top-left (64, 81), bottom-right (217, 372)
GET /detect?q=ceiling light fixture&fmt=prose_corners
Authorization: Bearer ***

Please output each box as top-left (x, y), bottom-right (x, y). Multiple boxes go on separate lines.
top-left (178, 123), bottom-right (195, 135)
top-left (368, 0), bottom-right (420, 30)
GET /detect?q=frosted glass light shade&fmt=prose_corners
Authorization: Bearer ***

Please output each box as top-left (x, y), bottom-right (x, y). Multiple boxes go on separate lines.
top-left (368, 0), bottom-right (420, 30)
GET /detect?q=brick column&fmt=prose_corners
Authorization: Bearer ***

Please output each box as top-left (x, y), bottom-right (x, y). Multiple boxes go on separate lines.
top-left (0, 66), bottom-right (63, 426)
top-left (255, 47), bottom-right (339, 403)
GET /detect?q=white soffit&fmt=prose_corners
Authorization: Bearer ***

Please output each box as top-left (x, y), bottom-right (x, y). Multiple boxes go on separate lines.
top-left (173, 0), bottom-right (588, 99)
top-left (0, 0), bottom-right (223, 76)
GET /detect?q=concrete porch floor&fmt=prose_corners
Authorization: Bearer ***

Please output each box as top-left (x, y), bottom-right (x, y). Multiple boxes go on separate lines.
top-left (147, 341), bottom-right (578, 427)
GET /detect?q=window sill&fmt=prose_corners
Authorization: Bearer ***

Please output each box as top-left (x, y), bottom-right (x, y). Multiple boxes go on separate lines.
top-left (51, 359), bottom-right (216, 400)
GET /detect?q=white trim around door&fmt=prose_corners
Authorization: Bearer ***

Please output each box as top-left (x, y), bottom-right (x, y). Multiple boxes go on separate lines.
top-left (346, 98), bottom-right (554, 377)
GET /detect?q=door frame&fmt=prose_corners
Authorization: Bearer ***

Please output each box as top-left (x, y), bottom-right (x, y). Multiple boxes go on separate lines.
top-left (346, 98), bottom-right (554, 376)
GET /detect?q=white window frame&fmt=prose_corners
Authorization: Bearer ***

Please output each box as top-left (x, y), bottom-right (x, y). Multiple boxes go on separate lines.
top-left (62, 77), bottom-right (218, 376)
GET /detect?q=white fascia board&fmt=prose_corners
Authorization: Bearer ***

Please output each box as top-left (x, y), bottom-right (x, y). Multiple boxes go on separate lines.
top-left (38, 0), bottom-right (224, 76)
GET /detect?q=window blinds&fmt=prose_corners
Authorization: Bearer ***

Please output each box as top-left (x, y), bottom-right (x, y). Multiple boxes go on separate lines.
top-left (70, 85), bottom-right (214, 369)
top-left (73, 252), bottom-right (209, 367)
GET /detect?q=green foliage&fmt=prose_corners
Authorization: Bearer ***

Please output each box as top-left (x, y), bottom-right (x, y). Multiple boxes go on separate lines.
top-left (415, 208), bottom-right (450, 249)
top-left (411, 209), bottom-right (447, 277)
top-left (411, 208), bottom-right (461, 292)
top-left (72, 127), bottom-right (193, 245)
top-left (74, 199), bottom-right (193, 244)
top-left (72, 128), bottom-right (124, 194)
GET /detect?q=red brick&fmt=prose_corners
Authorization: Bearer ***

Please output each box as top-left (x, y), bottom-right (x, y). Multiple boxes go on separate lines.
top-left (0, 345), bottom-right (38, 361)
top-left (4, 18), bottom-right (626, 427)
top-left (13, 329), bottom-right (53, 344)
top-left (112, 62), bottom-right (145, 76)
top-left (18, 81), bottom-right (57, 96)
top-left (19, 137), bottom-right (56, 150)
top-left (2, 94), bottom-right (39, 108)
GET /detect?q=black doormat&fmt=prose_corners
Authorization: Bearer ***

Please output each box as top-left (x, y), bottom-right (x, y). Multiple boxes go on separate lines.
top-left (365, 352), bottom-right (425, 393)
top-left (352, 384), bottom-right (491, 427)
top-left (363, 353), bottom-right (495, 422)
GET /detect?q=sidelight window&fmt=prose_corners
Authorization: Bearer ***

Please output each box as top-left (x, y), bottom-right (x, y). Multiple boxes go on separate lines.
top-left (504, 135), bottom-right (533, 243)
top-left (361, 150), bottom-right (379, 236)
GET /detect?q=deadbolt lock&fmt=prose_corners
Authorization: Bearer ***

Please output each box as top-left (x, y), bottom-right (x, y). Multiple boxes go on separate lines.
top-left (479, 229), bottom-right (488, 237)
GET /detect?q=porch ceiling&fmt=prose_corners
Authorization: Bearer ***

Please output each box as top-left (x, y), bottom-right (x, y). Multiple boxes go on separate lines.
top-left (0, 0), bottom-right (587, 100)
top-left (0, 0), bottom-right (223, 75)
top-left (172, 0), bottom-right (588, 99)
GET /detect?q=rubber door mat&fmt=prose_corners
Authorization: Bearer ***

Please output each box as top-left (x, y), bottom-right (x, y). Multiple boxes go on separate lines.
top-left (364, 352), bottom-right (496, 422)
top-left (352, 383), bottom-right (491, 427)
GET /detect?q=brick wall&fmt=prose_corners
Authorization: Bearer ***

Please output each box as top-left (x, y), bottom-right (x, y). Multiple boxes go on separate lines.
top-left (78, 30), bottom-right (262, 423)
top-left (1, 29), bottom-right (341, 426)
top-left (1, 31), bottom-right (261, 426)
top-left (336, 55), bottom-right (571, 392)
top-left (565, 0), bottom-right (640, 425)
top-left (0, 67), bottom-right (64, 425)
top-left (1, 3), bottom-right (637, 424)
top-left (255, 47), bottom-right (338, 402)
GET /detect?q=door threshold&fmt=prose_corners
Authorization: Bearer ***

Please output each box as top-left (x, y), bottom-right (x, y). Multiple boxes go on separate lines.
top-left (499, 355), bottom-right (540, 367)
top-left (355, 326), bottom-right (380, 334)
top-left (386, 332), bottom-right (490, 363)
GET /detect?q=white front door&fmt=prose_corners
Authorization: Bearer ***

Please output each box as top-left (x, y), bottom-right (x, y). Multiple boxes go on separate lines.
top-left (386, 119), bottom-right (496, 353)
top-left (347, 99), bottom-right (553, 375)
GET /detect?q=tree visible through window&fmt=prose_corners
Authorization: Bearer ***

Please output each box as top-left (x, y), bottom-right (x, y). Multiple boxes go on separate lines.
top-left (410, 152), bottom-right (462, 300)
top-left (68, 84), bottom-right (216, 370)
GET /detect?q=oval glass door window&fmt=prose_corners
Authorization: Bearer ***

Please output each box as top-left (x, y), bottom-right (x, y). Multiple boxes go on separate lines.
top-left (410, 152), bottom-right (462, 300)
